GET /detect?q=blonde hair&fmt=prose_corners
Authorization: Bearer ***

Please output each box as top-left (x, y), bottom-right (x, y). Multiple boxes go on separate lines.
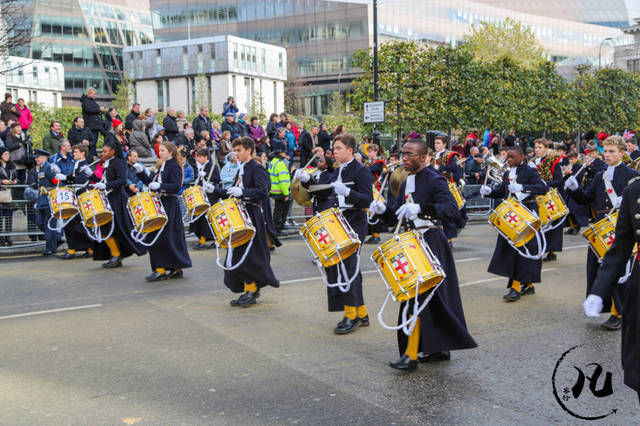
top-left (86, 87), bottom-right (96, 95)
top-left (200, 130), bottom-right (210, 139)
top-left (603, 135), bottom-right (626, 152)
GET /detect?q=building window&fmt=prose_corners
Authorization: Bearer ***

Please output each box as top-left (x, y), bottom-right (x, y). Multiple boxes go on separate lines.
top-left (197, 51), bottom-right (204, 74)
top-left (32, 65), bottom-right (39, 86)
top-left (156, 49), bottom-right (162, 75)
top-left (210, 44), bottom-right (216, 71)
top-left (156, 80), bottom-right (164, 110)
top-left (29, 90), bottom-right (37, 104)
top-left (233, 43), bottom-right (238, 68)
top-left (165, 79), bottom-right (170, 108)
top-left (627, 59), bottom-right (640, 73)
top-left (53, 93), bottom-right (58, 108)
top-left (52, 68), bottom-right (58, 88)
top-left (17, 68), bottom-right (24, 83)
top-left (273, 81), bottom-right (277, 112)
top-left (183, 47), bottom-right (189, 74)
top-left (232, 75), bottom-right (236, 99)
top-left (6, 61), bottom-right (13, 84)
top-left (261, 49), bottom-right (266, 73)
top-left (244, 77), bottom-right (250, 111)
top-left (278, 53), bottom-right (283, 76)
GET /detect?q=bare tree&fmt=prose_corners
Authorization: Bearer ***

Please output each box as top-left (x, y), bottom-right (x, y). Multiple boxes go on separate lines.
top-left (0, 0), bottom-right (34, 74)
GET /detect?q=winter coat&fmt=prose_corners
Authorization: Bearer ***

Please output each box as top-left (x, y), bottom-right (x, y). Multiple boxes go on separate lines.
top-left (80, 94), bottom-right (104, 131)
top-left (16, 105), bottom-right (33, 130)
top-left (129, 119), bottom-right (153, 158)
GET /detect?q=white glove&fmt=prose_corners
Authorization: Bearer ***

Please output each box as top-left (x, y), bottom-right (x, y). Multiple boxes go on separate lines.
top-left (583, 294), bottom-right (604, 317)
top-left (227, 186), bottom-right (243, 197)
top-left (80, 165), bottom-right (92, 177)
top-left (50, 164), bottom-right (61, 174)
top-left (93, 182), bottom-right (106, 190)
top-left (396, 203), bottom-right (420, 221)
top-left (369, 200), bottom-right (386, 215)
top-left (480, 185), bottom-right (492, 196)
top-left (508, 183), bottom-right (523, 193)
top-left (614, 196), bottom-right (622, 210)
top-left (331, 181), bottom-right (350, 196)
top-left (55, 173), bottom-right (67, 181)
top-left (204, 182), bottom-right (215, 193)
top-left (198, 170), bottom-right (207, 178)
top-left (149, 182), bottom-right (161, 190)
top-left (294, 169), bottom-right (310, 183)
top-left (133, 162), bottom-right (145, 173)
top-left (565, 176), bottom-right (579, 191)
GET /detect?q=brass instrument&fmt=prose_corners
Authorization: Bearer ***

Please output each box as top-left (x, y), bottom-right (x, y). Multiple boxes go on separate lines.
top-left (483, 155), bottom-right (507, 184)
top-left (291, 167), bottom-right (317, 206)
top-left (389, 165), bottom-right (409, 199)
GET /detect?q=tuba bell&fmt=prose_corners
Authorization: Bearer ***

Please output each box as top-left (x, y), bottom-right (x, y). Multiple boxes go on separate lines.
top-left (484, 155), bottom-right (507, 184)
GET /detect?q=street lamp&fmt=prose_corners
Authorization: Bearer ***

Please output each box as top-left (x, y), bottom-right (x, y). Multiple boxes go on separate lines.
top-left (372, 0), bottom-right (380, 146)
top-left (598, 37), bottom-right (614, 69)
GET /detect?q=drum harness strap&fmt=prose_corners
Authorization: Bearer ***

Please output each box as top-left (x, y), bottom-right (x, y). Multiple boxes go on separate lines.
top-left (47, 167), bottom-right (80, 232)
top-left (184, 161), bottom-right (215, 224)
top-left (215, 164), bottom-right (255, 271)
top-left (130, 163), bottom-right (167, 247)
top-left (77, 160), bottom-right (115, 242)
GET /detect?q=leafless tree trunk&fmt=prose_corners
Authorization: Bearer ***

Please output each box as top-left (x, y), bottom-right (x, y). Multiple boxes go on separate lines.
top-left (0, 0), bottom-right (34, 73)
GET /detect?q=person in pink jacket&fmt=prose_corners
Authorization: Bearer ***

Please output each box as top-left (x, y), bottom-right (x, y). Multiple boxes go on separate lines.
top-left (16, 99), bottom-right (33, 135)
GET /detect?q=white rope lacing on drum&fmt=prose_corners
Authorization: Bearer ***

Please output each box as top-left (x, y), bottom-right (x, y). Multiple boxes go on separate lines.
top-left (215, 229), bottom-right (255, 271)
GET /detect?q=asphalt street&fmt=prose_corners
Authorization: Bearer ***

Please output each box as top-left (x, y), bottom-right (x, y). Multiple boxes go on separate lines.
top-left (1, 222), bottom-right (639, 424)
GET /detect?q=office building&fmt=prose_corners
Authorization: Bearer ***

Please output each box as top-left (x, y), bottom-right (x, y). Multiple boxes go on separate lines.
top-left (1, 57), bottom-right (65, 109)
top-left (614, 17), bottom-right (640, 72)
top-left (123, 35), bottom-right (286, 114)
top-left (20, 0), bottom-right (154, 104)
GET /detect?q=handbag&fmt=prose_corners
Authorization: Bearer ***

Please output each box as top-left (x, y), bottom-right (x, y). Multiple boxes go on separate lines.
top-left (0, 187), bottom-right (12, 203)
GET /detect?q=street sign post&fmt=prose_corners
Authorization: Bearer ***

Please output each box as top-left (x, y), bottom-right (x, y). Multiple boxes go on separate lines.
top-left (364, 101), bottom-right (385, 123)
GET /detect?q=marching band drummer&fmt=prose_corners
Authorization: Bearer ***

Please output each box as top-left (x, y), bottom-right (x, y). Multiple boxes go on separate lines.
top-left (295, 134), bottom-right (373, 334)
top-left (206, 136), bottom-right (280, 307)
top-left (564, 135), bottom-right (639, 330)
top-left (80, 140), bottom-right (147, 268)
top-left (480, 146), bottom-right (548, 302)
top-left (369, 137), bottom-right (477, 370)
top-left (190, 148), bottom-right (220, 250)
top-left (133, 142), bottom-right (192, 281)
top-left (585, 177), bottom-right (640, 402)
top-left (532, 138), bottom-right (564, 263)
top-left (54, 144), bottom-right (93, 259)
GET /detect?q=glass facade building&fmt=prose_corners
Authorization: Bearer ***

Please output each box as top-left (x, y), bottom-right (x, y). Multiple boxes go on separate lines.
top-left (150, 0), bottom-right (630, 115)
top-left (20, 0), bottom-right (154, 104)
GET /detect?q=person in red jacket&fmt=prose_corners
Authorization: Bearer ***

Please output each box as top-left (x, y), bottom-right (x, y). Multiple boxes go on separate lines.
top-left (16, 98), bottom-right (33, 135)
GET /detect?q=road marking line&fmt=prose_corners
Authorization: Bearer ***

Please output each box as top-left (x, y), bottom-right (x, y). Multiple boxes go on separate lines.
top-left (460, 268), bottom-right (557, 287)
top-left (0, 304), bottom-right (102, 320)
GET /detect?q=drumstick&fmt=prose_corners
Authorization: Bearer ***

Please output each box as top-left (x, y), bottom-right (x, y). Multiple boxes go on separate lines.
top-left (303, 154), bottom-right (317, 169)
top-left (367, 172), bottom-right (390, 221)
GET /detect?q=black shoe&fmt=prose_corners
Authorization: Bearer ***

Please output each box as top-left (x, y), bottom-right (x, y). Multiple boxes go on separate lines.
top-left (145, 271), bottom-right (169, 282)
top-left (231, 291), bottom-right (260, 307)
top-left (81, 251), bottom-right (93, 258)
top-left (418, 351), bottom-right (451, 363)
top-left (565, 228), bottom-right (576, 235)
top-left (358, 315), bottom-right (370, 327)
top-left (206, 242), bottom-right (217, 250)
top-left (57, 252), bottom-right (76, 260)
top-left (334, 317), bottom-right (360, 334)
top-left (168, 269), bottom-right (183, 279)
top-left (192, 243), bottom-right (208, 250)
top-left (503, 288), bottom-right (521, 302)
top-left (269, 246), bottom-right (276, 252)
top-left (543, 252), bottom-right (557, 262)
top-left (600, 315), bottom-right (622, 330)
top-left (42, 250), bottom-right (54, 256)
top-left (389, 354), bottom-right (418, 370)
top-left (102, 256), bottom-right (122, 268)
top-left (520, 284), bottom-right (535, 296)
top-left (365, 236), bottom-right (381, 244)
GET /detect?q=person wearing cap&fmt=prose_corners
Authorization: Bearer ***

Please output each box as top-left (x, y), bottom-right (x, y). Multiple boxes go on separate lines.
top-left (236, 113), bottom-right (249, 138)
top-left (268, 146), bottom-right (291, 235)
top-left (81, 140), bottom-right (146, 268)
top-left (27, 148), bottom-right (59, 255)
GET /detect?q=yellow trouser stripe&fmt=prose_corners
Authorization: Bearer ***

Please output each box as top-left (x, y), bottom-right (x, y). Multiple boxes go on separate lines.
top-left (244, 282), bottom-right (257, 293)
top-left (405, 317), bottom-right (421, 361)
top-left (105, 237), bottom-right (120, 258)
top-left (511, 280), bottom-right (521, 293)
top-left (356, 305), bottom-right (368, 318)
top-left (344, 305), bottom-right (356, 320)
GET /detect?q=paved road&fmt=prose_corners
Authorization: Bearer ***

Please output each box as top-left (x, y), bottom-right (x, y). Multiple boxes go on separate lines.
top-left (1, 223), bottom-right (638, 424)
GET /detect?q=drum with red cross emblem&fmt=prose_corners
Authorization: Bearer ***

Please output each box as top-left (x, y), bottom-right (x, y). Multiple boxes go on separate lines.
top-left (48, 186), bottom-right (78, 220)
top-left (371, 230), bottom-right (445, 302)
top-left (536, 188), bottom-right (568, 227)
top-left (582, 211), bottom-right (619, 260)
top-left (206, 198), bottom-right (255, 248)
top-left (300, 207), bottom-right (360, 267)
top-left (489, 197), bottom-right (541, 247)
top-left (77, 189), bottom-right (113, 227)
top-left (127, 191), bottom-right (167, 233)
top-left (181, 185), bottom-right (210, 218)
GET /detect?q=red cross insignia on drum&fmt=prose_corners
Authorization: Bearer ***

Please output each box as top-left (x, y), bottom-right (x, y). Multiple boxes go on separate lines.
top-left (391, 254), bottom-right (410, 275)
top-left (83, 201), bottom-right (92, 211)
top-left (217, 213), bottom-right (229, 227)
top-left (505, 212), bottom-right (518, 224)
top-left (135, 205), bottom-right (144, 216)
top-left (546, 201), bottom-right (556, 212)
top-left (187, 194), bottom-right (195, 203)
top-left (315, 228), bottom-right (330, 245)
top-left (605, 232), bottom-right (615, 246)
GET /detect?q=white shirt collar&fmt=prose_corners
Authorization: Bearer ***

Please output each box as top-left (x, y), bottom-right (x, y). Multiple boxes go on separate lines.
top-left (405, 174), bottom-right (416, 195)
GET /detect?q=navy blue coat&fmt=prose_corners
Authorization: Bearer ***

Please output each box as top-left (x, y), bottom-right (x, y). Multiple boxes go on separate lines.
top-left (189, 160), bottom-right (221, 242)
top-left (379, 166), bottom-right (477, 355)
top-left (213, 159), bottom-right (279, 292)
top-left (487, 163), bottom-right (547, 283)
top-left (27, 162), bottom-right (55, 211)
top-left (90, 158), bottom-right (147, 260)
top-left (138, 159), bottom-right (192, 270)
top-left (566, 162), bottom-right (590, 227)
top-left (538, 156), bottom-right (564, 252)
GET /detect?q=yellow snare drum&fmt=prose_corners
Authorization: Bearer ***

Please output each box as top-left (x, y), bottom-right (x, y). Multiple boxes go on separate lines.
top-left (582, 212), bottom-right (618, 260)
top-left (536, 188), bottom-right (569, 226)
top-left (127, 191), bottom-right (167, 233)
top-left (489, 197), bottom-right (540, 247)
top-left (48, 186), bottom-right (78, 220)
top-left (448, 181), bottom-right (465, 210)
top-left (300, 207), bottom-right (360, 267)
top-left (78, 189), bottom-right (112, 227)
top-left (206, 198), bottom-right (255, 248)
top-left (182, 185), bottom-right (210, 217)
top-left (371, 230), bottom-right (445, 302)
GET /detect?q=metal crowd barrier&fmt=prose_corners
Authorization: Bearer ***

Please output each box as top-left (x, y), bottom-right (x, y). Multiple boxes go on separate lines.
top-left (0, 184), bottom-right (45, 251)
top-left (463, 184), bottom-right (495, 216)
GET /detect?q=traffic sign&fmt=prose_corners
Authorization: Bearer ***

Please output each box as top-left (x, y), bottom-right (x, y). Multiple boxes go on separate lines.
top-left (364, 101), bottom-right (384, 123)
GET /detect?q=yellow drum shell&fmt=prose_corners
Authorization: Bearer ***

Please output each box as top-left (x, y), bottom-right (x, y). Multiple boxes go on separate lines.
top-left (448, 181), bottom-right (465, 209)
top-left (206, 198), bottom-right (255, 248)
top-left (182, 185), bottom-right (210, 217)
top-left (536, 188), bottom-right (569, 226)
top-left (300, 207), bottom-right (360, 267)
top-left (489, 197), bottom-right (540, 247)
top-left (78, 189), bottom-right (112, 227)
top-left (371, 230), bottom-right (444, 302)
top-left (582, 212), bottom-right (618, 260)
top-left (48, 186), bottom-right (78, 220)
top-left (127, 192), bottom-right (167, 233)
